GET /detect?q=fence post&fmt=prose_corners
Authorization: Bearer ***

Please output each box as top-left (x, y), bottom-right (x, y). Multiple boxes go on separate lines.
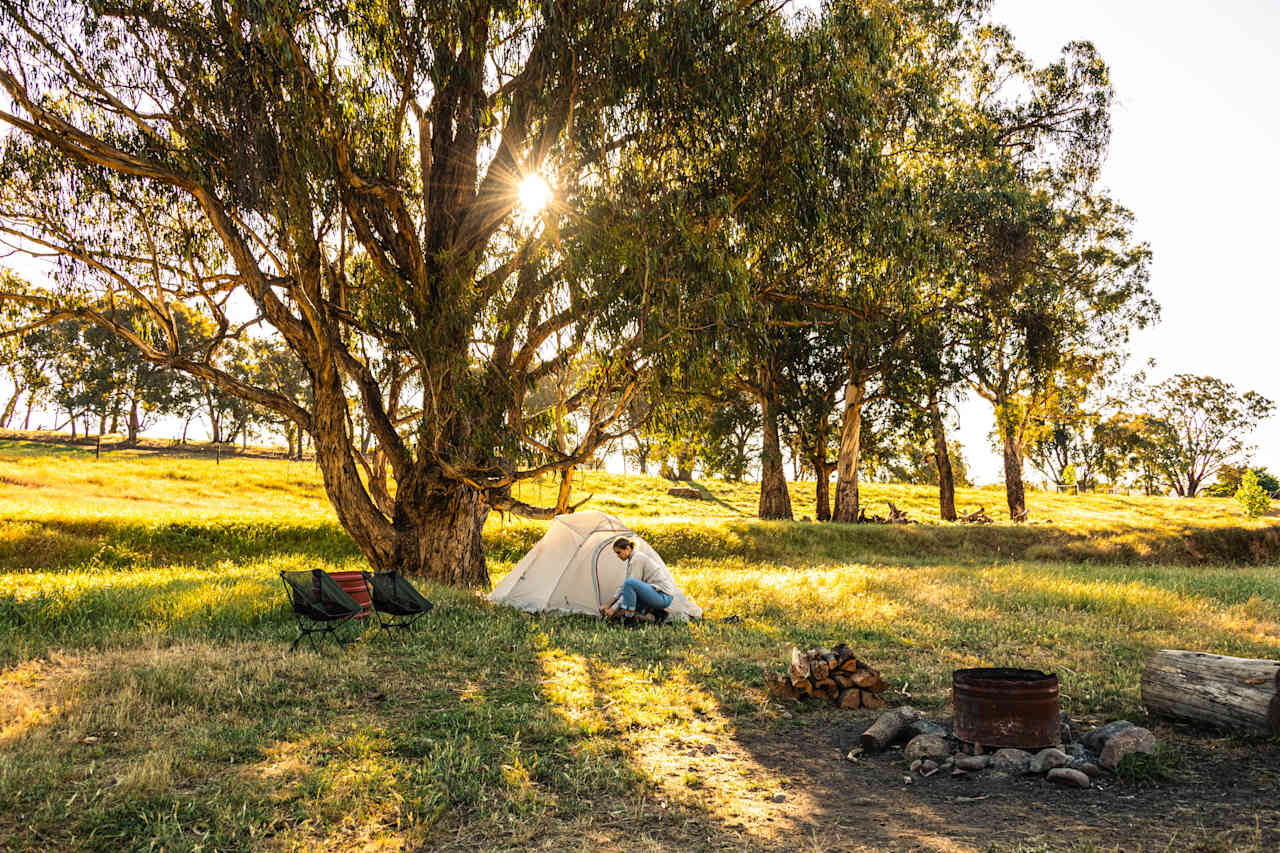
top-left (216, 445), bottom-right (221, 465)
top-left (95, 435), bottom-right (101, 460)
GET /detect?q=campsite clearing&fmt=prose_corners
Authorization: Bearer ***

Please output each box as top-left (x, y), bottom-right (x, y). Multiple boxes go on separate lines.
top-left (1, 440), bottom-right (1278, 851)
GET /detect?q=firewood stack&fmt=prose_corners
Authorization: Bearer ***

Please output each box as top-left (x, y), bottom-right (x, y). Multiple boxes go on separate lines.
top-left (764, 643), bottom-right (888, 710)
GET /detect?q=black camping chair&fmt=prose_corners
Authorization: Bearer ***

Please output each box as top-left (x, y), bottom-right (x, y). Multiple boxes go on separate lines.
top-left (280, 569), bottom-right (364, 652)
top-left (361, 570), bottom-right (434, 636)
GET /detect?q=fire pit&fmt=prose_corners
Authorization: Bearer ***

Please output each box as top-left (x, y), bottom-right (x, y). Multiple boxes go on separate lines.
top-left (953, 668), bottom-right (1060, 750)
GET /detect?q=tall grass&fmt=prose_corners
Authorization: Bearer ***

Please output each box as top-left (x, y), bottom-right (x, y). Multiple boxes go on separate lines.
top-left (0, 440), bottom-right (1277, 851)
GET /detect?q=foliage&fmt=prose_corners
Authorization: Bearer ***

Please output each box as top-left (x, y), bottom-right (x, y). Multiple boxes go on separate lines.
top-left (1235, 470), bottom-right (1271, 519)
top-left (1127, 374), bottom-right (1275, 497)
top-left (1205, 464), bottom-right (1280, 498)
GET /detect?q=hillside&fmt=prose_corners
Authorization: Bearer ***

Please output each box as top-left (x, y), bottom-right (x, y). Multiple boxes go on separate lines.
top-left (1, 438), bottom-right (1278, 851)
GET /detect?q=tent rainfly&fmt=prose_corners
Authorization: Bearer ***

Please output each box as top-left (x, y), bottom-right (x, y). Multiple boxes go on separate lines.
top-left (488, 511), bottom-right (703, 621)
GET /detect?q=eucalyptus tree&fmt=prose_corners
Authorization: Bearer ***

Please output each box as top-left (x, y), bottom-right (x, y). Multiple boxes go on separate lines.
top-left (948, 32), bottom-right (1156, 520)
top-left (0, 0), bottom-right (790, 585)
top-left (1128, 374), bottom-right (1274, 497)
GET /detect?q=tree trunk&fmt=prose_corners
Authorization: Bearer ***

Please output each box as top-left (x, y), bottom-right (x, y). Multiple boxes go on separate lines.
top-left (23, 393), bottom-right (35, 430)
top-left (69, 411), bottom-right (77, 439)
top-left (675, 447), bottom-right (694, 481)
top-left (814, 458), bottom-right (833, 522)
top-left (555, 466), bottom-right (575, 514)
top-left (756, 364), bottom-right (793, 520)
top-left (832, 379), bottom-right (866, 523)
top-left (127, 399), bottom-right (140, 444)
top-left (927, 391), bottom-right (957, 522)
top-left (997, 403), bottom-right (1026, 520)
top-left (389, 475), bottom-right (490, 586)
top-left (0, 383), bottom-right (21, 428)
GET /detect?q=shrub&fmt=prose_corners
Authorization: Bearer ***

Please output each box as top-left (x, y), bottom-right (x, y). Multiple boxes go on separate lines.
top-left (1234, 470), bottom-right (1271, 518)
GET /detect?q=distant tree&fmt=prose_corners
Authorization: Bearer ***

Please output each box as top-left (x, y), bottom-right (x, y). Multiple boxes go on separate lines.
top-left (1235, 470), bottom-right (1271, 519)
top-left (1129, 374), bottom-right (1275, 497)
top-left (1204, 465), bottom-right (1280, 498)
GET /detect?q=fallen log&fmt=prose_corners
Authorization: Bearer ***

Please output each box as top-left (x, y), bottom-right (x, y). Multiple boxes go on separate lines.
top-left (885, 501), bottom-right (912, 524)
top-left (958, 506), bottom-right (992, 524)
top-left (1141, 649), bottom-right (1280, 736)
top-left (860, 706), bottom-right (921, 752)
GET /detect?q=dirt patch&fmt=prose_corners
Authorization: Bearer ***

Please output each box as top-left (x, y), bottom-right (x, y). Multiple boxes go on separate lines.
top-left (701, 714), bottom-right (1280, 851)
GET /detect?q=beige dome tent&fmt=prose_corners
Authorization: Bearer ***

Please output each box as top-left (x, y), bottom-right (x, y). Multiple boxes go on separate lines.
top-left (488, 510), bottom-right (702, 621)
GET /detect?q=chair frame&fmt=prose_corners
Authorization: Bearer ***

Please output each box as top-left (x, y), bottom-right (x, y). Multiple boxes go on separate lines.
top-left (361, 570), bottom-right (433, 637)
top-left (279, 569), bottom-right (365, 653)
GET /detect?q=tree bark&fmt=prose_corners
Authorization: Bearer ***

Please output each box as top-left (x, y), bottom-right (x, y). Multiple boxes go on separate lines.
top-left (555, 466), bottom-right (575, 514)
top-left (832, 379), bottom-right (866, 523)
top-left (127, 399), bottom-right (140, 444)
top-left (1141, 650), bottom-right (1279, 736)
top-left (995, 401), bottom-right (1026, 520)
top-left (756, 363), bottom-right (793, 520)
top-left (23, 393), bottom-right (35, 430)
top-left (813, 457), bottom-right (833, 522)
top-left (0, 383), bottom-right (21, 428)
top-left (927, 391), bottom-right (957, 521)
top-left (389, 474), bottom-right (489, 587)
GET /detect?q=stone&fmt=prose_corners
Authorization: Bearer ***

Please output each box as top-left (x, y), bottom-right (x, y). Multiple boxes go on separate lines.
top-left (1100, 727), bottom-right (1156, 770)
top-left (1047, 767), bottom-right (1091, 789)
top-left (908, 719), bottom-right (950, 739)
top-left (990, 748), bottom-right (1032, 773)
top-left (770, 793), bottom-right (786, 803)
top-left (920, 759), bottom-right (939, 773)
top-left (1072, 761), bottom-right (1101, 778)
top-left (904, 734), bottom-right (952, 763)
top-left (1081, 720), bottom-right (1134, 753)
top-left (952, 768), bottom-right (967, 777)
top-left (954, 754), bottom-right (990, 772)
top-left (1065, 743), bottom-right (1090, 760)
top-left (909, 759), bottom-right (922, 772)
top-left (1058, 713), bottom-right (1074, 744)
top-left (1029, 748), bottom-right (1070, 774)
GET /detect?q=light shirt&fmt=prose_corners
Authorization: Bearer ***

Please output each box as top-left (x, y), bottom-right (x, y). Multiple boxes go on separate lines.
top-left (614, 549), bottom-right (676, 598)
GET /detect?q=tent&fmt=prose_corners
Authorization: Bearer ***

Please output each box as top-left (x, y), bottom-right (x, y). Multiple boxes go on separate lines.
top-left (488, 510), bottom-right (703, 621)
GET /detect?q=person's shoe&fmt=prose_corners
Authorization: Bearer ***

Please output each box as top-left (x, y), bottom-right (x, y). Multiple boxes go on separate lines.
top-left (651, 608), bottom-right (669, 626)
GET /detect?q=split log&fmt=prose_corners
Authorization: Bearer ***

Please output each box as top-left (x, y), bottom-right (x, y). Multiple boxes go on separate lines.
top-left (764, 670), bottom-right (800, 700)
top-left (850, 669), bottom-right (888, 692)
top-left (837, 688), bottom-right (862, 710)
top-left (831, 643), bottom-right (854, 663)
top-left (833, 673), bottom-right (855, 689)
top-left (837, 657), bottom-right (862, 673)
top-left (1141, 650), bottom-right (1280, 736)
top-left (958, 506), bottom-right (992, 524)
top-left (860, 692), bottom-right (885, 711)
top-left (811, 659), bottom-right (830, 681)
top-left (860, 706), bottom-right (921, 752)
top-left (789, 647), bottom-right (811, 681)
top-left (814, 678), bottom-right (838, 698)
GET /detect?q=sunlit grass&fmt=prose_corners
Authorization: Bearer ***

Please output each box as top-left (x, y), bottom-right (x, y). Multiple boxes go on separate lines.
top-left (0, 440), bottom-right (1277, 850)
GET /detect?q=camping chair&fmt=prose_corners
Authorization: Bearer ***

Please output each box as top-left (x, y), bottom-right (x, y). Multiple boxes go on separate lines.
top-left (361, 570), bottom-right (434, 636)
top-left (279, 569), bottom-right (365, 652)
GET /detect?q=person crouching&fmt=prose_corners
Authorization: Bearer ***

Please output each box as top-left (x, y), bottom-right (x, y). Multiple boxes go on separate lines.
top-left (599, 537), bottom-right (674, 627)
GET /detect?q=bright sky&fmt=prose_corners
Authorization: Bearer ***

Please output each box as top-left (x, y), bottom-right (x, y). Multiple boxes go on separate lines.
top-left (955, 0), bottom-right (1280, 484)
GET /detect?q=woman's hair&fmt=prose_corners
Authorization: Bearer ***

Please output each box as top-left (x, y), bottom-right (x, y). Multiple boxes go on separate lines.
top-left (612, 537), bottom-right (634, 551)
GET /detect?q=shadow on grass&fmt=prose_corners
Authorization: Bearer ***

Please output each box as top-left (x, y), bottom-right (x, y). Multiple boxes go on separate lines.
top-left (3, 566), bottom-right (1279, 852)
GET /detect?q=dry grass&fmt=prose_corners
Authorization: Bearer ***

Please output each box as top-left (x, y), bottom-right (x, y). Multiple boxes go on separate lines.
top-left (0, 438), bottom-right (1277, 851)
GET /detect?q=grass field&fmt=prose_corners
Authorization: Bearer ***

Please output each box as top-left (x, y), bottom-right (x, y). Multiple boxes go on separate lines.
top-left (1, 438), bottom-right (1278, 851)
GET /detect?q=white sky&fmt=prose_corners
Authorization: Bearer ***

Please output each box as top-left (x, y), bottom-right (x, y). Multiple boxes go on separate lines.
top-left (954, 0), bottom-right (1280, 484)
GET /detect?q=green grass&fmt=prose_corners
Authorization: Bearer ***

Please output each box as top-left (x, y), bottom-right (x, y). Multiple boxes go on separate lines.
top-left (0, 439), bottom-right (1278, 851)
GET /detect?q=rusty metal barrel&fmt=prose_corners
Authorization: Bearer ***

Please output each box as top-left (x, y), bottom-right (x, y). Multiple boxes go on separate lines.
top-left (953, 668), bottom-right (1060, 749)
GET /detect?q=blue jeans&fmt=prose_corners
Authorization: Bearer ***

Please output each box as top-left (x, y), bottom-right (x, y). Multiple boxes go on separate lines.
top-left (618, 578), bottom-right (673, 614)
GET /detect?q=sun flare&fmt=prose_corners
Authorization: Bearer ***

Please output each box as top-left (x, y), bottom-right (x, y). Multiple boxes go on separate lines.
top-left (517, 173), bottom-right (552, 216)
